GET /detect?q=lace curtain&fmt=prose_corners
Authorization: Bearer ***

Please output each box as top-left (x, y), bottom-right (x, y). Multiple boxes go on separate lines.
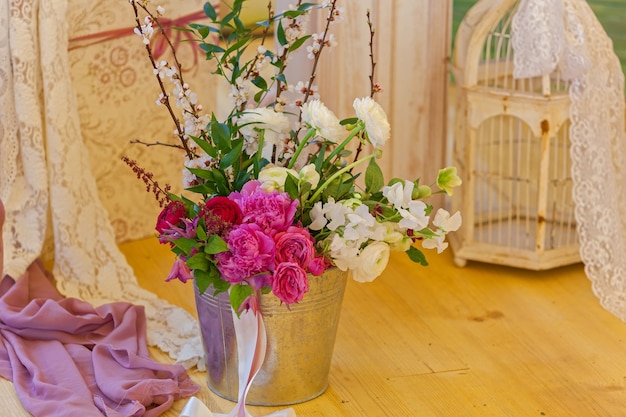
top-left (512, 0), bottom-right (626, 319)
top-left (0, 0), bottom-right (204, 369)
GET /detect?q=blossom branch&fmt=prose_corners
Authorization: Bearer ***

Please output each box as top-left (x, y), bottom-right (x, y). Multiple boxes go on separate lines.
top-left (300, 0), bottom-right (339, 108)
top-left (367, 9), bottom-right (378, 99)
top-left (353, 9), bottom-right (379, 164)
top-left (130, 1), bottom-right (199, 160)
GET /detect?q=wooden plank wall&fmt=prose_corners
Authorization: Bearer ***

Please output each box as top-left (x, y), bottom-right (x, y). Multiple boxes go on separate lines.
top-left (313, 0), bottom-right (453, 186)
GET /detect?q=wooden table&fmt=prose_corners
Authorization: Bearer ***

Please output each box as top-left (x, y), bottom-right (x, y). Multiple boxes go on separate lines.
top-left (3, 237), bottom-right (626, 416)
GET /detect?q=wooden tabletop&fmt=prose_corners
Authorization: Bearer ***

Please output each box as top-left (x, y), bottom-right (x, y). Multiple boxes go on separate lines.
top-left (3, 237), bottom-right (626, 416)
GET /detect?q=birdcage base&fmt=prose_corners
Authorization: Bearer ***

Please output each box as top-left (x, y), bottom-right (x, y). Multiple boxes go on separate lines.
top-left (448, 225), bottom-right (580, 271)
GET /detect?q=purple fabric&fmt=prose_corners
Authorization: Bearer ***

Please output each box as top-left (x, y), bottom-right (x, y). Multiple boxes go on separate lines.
top-left (0, 261), bottom-right (199, 417)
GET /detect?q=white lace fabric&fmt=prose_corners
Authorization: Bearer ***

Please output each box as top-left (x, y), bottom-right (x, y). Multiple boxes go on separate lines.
top-left (0, 0), bottom-right (203, 369)
top-left (513, 0), bottom-right (626, 319)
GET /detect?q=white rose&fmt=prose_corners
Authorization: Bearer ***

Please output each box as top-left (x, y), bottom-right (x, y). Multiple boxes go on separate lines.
top-left (350, 241), bottom-right (390, 283)
top-left (258, 165), bottom-right (298, 192)
top-left (302, 99), bottom-right (345, 143)
top-left (237, 107), bottom-right (291, 146)
top-left (353, 97), bottom-right (391, 148)
top-left (298, 164), bottom-right (320, 188)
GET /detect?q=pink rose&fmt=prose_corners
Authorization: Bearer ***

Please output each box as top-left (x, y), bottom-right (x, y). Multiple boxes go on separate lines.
top-left (307, 255), bottom-right (329, 276)
top-left (271, 262), bottom-right (309, 305)
top-left (274, 226), bottom-right (315, 269)
top-left (201, 196), bottom-right (243, 235)
top-left (229, 181), bottom-right (298, 236)
top-left (156, 200), bottom-right (187, 234)
top-left (216, 223), bottom-right (275, 285)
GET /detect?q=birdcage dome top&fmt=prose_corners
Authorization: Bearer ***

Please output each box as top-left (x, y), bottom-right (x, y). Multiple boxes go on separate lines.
top-left (453, 0), bottom-right (569, 96)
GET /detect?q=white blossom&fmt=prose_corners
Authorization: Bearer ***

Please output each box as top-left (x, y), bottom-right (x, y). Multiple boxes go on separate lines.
top-left (353, 97), bottom-right (391, 148)
top-left (397, 200), bottom-right (429, 230)
top-left (422, 235), bottom-right (448, 254)
top-left (383, 180), bottom-right (415, 210)
top-left (432, 209), bottom-right (462, 233)
top-left (301, 99), bottom-right (345, 143)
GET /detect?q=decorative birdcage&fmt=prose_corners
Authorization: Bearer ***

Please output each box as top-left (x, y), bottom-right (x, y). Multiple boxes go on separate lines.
top-left (449, 0), bottom-right (580, 270)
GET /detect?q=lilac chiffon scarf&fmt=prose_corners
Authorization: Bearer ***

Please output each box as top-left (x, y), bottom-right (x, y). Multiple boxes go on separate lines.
top-left (0, 261), bottom-right (199, 417)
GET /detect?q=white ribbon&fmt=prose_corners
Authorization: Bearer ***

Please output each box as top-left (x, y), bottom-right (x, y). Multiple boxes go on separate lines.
top-left (179, 308), bottom-right (296, 417)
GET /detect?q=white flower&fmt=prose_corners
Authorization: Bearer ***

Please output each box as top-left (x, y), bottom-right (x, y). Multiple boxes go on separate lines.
top-left (237, 107), bottom-right (291, 146)
top-left (397, 200), bottom-right (429, 230)
top-left (329, 236), bottom-right (361, 271)
top-left (301, 99), bottom-right (345, 143)
top-left (351, 242), bottom-right (391, 283)
top-left (383, 180), bottom-right (414, 210)
top-left (326, 201), bottom-right (349, 231)
top-left (309, 201), bottom-right (328, 230)
top-left (298, 164), bottom-right (320, 188)
top-left (422, 235), bottom-right (448, 254)
top-left (353, 97), bottom-right (391, 148)
top-left (381, 222), bottom-right (413, 252)
top-left (432, 209), bottom-right (462, 232)
top-left (259, 166), bottom-right (298, 192)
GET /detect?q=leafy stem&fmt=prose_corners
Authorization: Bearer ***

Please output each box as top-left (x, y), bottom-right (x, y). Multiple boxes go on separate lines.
top-left (309, 152), bottom-right (376, 202)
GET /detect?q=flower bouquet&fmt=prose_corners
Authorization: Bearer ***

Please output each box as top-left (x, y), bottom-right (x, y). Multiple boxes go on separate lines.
top-left (125, 0), bottom-right (461, 412)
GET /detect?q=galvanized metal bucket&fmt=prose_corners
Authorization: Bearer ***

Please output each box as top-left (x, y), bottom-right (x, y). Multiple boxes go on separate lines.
top-left (194, 268), bottom-right (348, 406)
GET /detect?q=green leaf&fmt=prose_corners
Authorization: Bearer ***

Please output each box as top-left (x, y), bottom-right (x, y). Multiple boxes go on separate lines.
top-left (288, 34), bottom-right (311, 52)
top-left (173, 237), bottom-right (198, 256)
top-left (406, 246), bottom-right (429, 266)
top-left (196, 224), bottom-right (208, 241)
top-left (186, 167), bottom-right (214, 180)
top-left (204, 2), bottom-right (218, 20)
top-left (205, 235), bottom-right (229, 254)
top-left (186, 252), bottom-right (210, 271)
top-left (186, 182), bottom-right (218, 195)
top-left (190, 23), bottom-right (211, 39)
top-left (274, 72), bottom-right (286, 83)
top-left (365, 158), bottom-right (385, 194)
top-left (257, 19), bottom-right (270, 29)
top-left (194, 264), bottom-right (223, 294)
top-left (251, 75), bottom-right (268, 90)
top-left (210, 121), bottom-right (232, 149)
top-left (190, 136), bottom-right (218, 158)
top-left (199, 43), bottom-right (225, 54)
top-left (211, 169), bottom-right (230, 195)
top-left (340, 117), bottom-right (359, 126)
top-left (276, 21), bottom-right (287, 46)
top-left (220, 139), bottom-right (244, 169)
top-left (253, 90), bottom-right (265, 104)
top-left (230, 284), bottom-right (253, 314)
top-left (284, 172), bottom-right (299, 200)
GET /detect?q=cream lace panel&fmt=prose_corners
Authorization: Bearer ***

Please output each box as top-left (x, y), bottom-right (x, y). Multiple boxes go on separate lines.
top-left (0, 0), bottom-right (209, 369)
top-left (513, 0), bottom-right (626, 319)
top-left (67, 0), bottom-right (218, 243)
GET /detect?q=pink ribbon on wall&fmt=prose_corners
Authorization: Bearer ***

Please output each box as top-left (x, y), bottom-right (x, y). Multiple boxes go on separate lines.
top-left (68, 8), bottom-right (216, 62)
